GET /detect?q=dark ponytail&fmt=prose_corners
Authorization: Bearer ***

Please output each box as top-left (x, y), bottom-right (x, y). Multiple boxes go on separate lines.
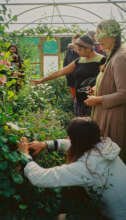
top-left (107, 34), bottom-right (121, 63)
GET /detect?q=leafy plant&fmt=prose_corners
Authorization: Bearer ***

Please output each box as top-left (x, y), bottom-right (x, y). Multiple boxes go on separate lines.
top-left (0, 5), bottom-right (110, 219)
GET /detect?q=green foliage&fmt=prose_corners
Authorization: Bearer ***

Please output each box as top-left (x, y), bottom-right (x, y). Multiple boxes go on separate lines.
top-left (0, 74), bottom-right (103, 219)
top-left (0, 110), bottom-right (65, 219)
top-left (21, 24), bottom-right (85, 38)
top-left (0, 41), bottom-right (72, 219)
top-left (0, 7), bottom-right (72, 219)
top-left (18, 37), bottom-right (39, 61)
top-left (0, 7), bottom-right (107, 219)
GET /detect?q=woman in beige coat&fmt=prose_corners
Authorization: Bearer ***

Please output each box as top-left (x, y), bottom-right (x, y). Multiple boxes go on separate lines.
top-left (85, 20), bottom-right (126, 157)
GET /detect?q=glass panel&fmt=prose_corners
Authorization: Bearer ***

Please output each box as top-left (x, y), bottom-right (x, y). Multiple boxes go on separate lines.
top-left (44, 56), bottom-right (58, 75)
top-left (19, 37), bottom-right (40, 62)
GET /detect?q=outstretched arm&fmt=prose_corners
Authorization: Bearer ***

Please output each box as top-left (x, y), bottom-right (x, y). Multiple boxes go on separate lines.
top-left (31, 61), bottom-right (76, 85)
top-left (19, 138), bottom-right (92, 188)
top-left (24, 159), bottom-right (92, 188)
top-left (28, 139), bottom-right (71, 156)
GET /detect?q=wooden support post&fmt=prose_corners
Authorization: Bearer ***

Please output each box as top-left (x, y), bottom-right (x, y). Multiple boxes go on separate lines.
top-left (57, 37), bottom-right (61, 70)
top-left (39, 37), bottom-right (44, 76)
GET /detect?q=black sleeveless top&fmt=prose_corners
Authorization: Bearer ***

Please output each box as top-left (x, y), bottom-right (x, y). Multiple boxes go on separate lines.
top-left (74, 55), bottom-right (106, 89)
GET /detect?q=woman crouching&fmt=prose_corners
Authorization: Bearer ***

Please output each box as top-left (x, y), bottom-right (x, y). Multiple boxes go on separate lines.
top-left (19, 117), bottom-right (126, 220)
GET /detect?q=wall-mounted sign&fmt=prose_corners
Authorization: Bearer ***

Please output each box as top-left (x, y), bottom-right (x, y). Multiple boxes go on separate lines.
top-left (43, 40), bottom-right (58, 54)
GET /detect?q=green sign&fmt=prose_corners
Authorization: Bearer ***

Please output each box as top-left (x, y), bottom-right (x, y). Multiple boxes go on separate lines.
top-left (43, 40), bottom-right (58, 54)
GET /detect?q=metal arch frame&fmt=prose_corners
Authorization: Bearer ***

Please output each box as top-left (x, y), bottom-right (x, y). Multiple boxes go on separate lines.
top-left (117, 6), bottom-right (126, 20)
top-left (67, 5), bottom-right (103, 19)
top-left (1, 1), bottom-right (126, 5)
top-left (2, 22), bottom-right (107, 24)
top-left (3, 1), bottom-right (126, 31)
top-left (18, 14), bottom-right (96, 31)
top-left (51, 0), bottom-right (55, 24)
top-left (107, 0), bottom-right (126, 13)
top-left (4, 21), bottom-right (126, 24)
top-left (106, 0), bottom-right (126, 22)
top-left (113, 3), bottom-right (126, 12)
top-left (7, 4), bottom-right (103, 25)
top-left (53, 1), bottom-right (66, 27)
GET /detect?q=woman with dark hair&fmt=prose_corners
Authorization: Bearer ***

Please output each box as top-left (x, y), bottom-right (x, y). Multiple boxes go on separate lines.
top-left (0, 52), bottom-right (11, 85)
top-left (63, 33), bottom-right (80, 100)
top-left (87, 30), bottom-right (105, 55)
top-left (8, 45), bottom-right (24, 91)
top-left (85, 20), bottom-right (126, 158)
top-left (8, 45), bottom-right (22, 69)
top-left (32, 35), bottom-right (106, 116)
top-left (19, 117), bottom-right (126, 220)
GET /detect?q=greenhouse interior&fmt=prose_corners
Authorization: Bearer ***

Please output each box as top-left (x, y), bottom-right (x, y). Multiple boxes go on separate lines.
top-left (1, 0), bottom-right (126, 75)
top-left (1, 1), bottom-right (126, 220)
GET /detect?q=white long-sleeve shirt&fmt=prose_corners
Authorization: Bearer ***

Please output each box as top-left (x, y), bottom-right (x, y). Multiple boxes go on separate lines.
top-left (24, 138), bottom-right (126, 220)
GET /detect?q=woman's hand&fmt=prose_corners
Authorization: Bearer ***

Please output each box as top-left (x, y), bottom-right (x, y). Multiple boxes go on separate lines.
top-left (18, 137), bottom-right (29, 155)
top-left (28, 141), bottom-right (47, 156)
top-left (88, 86), bottom-right (95, 96)
top-left (84, 96), bottom-right (102, 107)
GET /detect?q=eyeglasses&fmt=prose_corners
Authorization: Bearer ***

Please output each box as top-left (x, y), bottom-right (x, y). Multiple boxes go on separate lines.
top-left (75, 42), bottom-right (89, 49)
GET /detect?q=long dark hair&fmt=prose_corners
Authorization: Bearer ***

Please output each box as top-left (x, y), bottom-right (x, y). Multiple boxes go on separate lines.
top-left (97, 19), bottom-right (121, 63)
top-left (8, 45), bottom-right (22, 68)
top-left (66, 117), bottom-right (101, 164)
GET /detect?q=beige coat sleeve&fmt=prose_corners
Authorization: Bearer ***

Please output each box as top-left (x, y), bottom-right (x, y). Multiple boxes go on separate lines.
top-left (102, 53), bottom-right (126, 109)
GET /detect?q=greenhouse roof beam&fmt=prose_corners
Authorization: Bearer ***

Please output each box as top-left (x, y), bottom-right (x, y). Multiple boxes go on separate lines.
top-left (107, 0), bottom-right (126, 12)
top-left (18, 14), bottom-right (95, 31)
top-left (1, 1), bottom-right (126, 6)
top-left (7, 4), bottom-right (103, 25)
top-left (1, 22), bottom-right (100, 24)
top-left (69, 5), bottom-right (102, 19)
top-left (54, 3), bottom-right (66, 27)
top-left (113, 3), bottom-right (126, 12)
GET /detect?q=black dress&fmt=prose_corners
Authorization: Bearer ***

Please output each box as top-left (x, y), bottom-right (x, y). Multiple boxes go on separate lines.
top-left (73, 55), bottom-right (106, 116)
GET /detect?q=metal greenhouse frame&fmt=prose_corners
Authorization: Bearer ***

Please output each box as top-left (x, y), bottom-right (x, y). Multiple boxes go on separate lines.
top-left (1, 0), bottom-right (126, 75)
